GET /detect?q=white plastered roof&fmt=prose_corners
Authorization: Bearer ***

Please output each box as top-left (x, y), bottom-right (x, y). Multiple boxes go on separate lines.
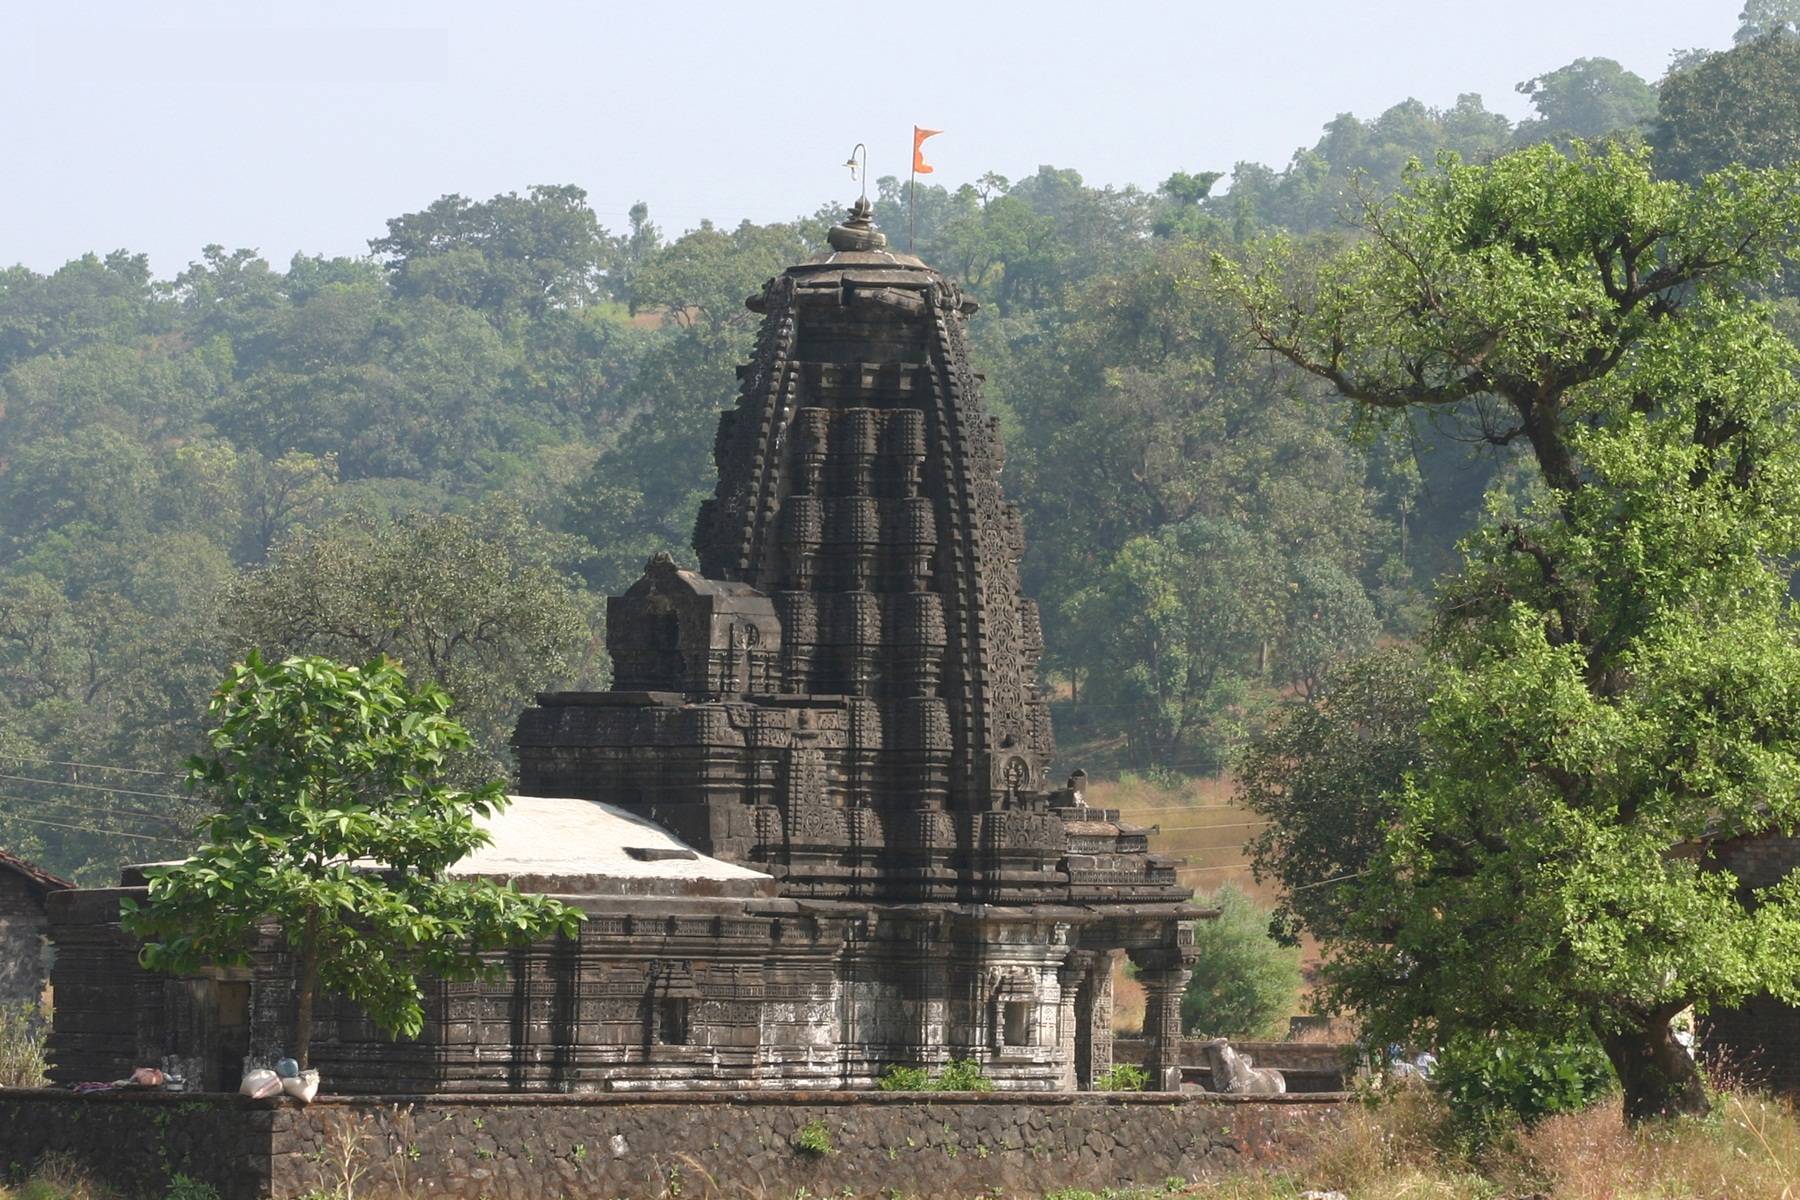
top-left (449, 794), bottom-right (769, 885)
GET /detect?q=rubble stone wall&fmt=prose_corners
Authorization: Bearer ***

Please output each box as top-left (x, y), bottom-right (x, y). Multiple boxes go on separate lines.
top-left (0, 1088), bottom-right (1345, 1200)
top-left (0, 1089), bottom-right (273, 1200)
top-left (0, 870), bottom-right (50, 1008)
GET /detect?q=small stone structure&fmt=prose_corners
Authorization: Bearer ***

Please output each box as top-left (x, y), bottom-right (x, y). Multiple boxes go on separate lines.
top-left (43, 202), bottom-right (1205, 1095)
top-left (1112, 1038), bottom-right (1357, 1093)
top-left (0, 1087), bottom-right (1344, 1200)
top-left (1700, 830), bottom-right (1800, 1093)
top-left (0, 849), bottom-right (72, 1008)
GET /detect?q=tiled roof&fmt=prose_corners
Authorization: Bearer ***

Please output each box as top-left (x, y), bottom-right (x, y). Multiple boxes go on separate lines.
top-left (0, 847), bottom-right (75, 894)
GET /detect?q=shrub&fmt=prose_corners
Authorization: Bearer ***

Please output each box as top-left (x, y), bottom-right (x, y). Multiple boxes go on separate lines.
top-left (0, 1003), bottom-right (49, 1088)
top-left (1433, 1029), bottom-right (1615, 1140)
top-left (933, 1058), bottom-right (994, 1092)
top-left (876, 1064), bottom-right (930, 1091)
top-left (1180, 886), bottom-right (1302, 1038)
top-left (1093, 1063), bottom-right (1149, 1092)
top-left (791, 1118), bottom-right (832, 1157)
top-left (162, 1177), bottom-right (218, 1200)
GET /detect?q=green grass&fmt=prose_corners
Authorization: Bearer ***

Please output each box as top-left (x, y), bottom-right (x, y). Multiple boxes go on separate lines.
top-left (792, 1118), bottom-right (834, 1157)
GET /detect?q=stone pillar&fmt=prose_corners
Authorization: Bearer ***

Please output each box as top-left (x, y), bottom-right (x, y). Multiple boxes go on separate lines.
top-left (1074, 951), bottom-right (1116, 1090)
top-left (1137, 960), bottom-right (1192, 1092)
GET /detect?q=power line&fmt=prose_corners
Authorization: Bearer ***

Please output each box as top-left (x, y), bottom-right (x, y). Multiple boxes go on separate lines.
top-left (1148, 820), bottom-right (1273, 833)
top-left (0, 772), bottom-right (188, 802)
top-left (1108, 803), bottom-right (1254, 814)
top-left (0, 807), bottom-right (192, 846)
top-left (0, 793), bottom-right (192, 828)
top-left (4, 755), bottom-right (181, 779)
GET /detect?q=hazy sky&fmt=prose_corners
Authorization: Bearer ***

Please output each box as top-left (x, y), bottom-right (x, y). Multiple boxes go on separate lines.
top-left (1, 1), bottom-right (1744, 277)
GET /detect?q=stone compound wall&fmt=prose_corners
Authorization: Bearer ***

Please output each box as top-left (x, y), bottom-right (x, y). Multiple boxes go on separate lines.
top-left (0, 1089), bottom-right (275, 1200)
top-left (1, 1088), bottom-right (1344, 1200)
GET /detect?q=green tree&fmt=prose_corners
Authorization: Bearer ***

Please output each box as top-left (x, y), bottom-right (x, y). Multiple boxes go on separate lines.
top-left (1216, 95), bottom-right (1514, 234)
top-left (1654, 32), bottom-right (1800, 182)
top-left (1066, 518), bottom-right (1277, 768)
top-left (1736, 0), bottom-right (1800, 42)
top-left (1180, 886), bottom-right (1303, 1038)
top-left (1514, 58), bottom-right (1657, 146)
top-left (1239, 648), bottom-right (1427, 945)
top-left (630, 217), bottom-right (818, 337)
top-left (121, 654), bottom-right (583, 1067)
top-left (1219, 142), bottom-right (1800, 1121)
top-left (606, 201), bottom-right (663, 313)
top-left (369, 185), bottom-right (612, 322)
top-left (224, 505), bottom-right (597, 775)
top-left (1006, 239), bottom-right (1394, 756)
top-left (1277, 556), bottom-right (1380, 701)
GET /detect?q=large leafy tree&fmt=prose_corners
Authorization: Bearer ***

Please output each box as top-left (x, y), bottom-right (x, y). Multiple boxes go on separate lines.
top-left (1008, 239), bottom-right (1395, 762)
top-left (1180, 886), bottom-right (1303, 1039)
top-left (1220, 143), bottom-right (1800, 1121)
top-left (1215, 95), bottom-right (1515, 235)
top-left (1239, 647), bottom-right (1427, 945)
top-left (1654, 32), bottom-right (1800, 183)
top-left (1065, 517), bottom-right (1278, 768)
top-left (122, 654), bottom-right (583, 1068)
top-left (369, 185), bottom-right (614, 321)
top-left (224, 505), bottom-right (597, 776)
top-left (1736, 0), bottom-right (1800, 43)
top-left (1514, 57), bottom-right (1657, 146)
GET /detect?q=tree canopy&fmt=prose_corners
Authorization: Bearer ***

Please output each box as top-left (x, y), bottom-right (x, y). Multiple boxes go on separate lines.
top-left (121, 654), bottom-right (583, 1067)
top-left (1220, 142), bottom-right (1800, 1121)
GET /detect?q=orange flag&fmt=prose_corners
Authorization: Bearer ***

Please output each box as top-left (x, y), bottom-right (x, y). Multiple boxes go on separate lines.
top-left (913, 126), bottom-right (942, 174)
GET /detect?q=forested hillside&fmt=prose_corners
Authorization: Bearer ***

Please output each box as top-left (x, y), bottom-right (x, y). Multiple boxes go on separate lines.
top-left (4, 26), bottom-right (1796, 881)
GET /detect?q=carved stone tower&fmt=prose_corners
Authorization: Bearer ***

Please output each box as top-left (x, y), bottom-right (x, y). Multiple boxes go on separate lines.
top-left (513, 201), bottom-right (1201, 1087)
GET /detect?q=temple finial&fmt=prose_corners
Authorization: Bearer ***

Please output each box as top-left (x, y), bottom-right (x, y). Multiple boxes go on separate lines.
top-left (827, 195), bottom-right (887, 252)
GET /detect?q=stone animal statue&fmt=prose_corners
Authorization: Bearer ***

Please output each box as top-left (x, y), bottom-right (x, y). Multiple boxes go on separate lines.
top-left (1198, 1037), bottom-right (1286, 1094)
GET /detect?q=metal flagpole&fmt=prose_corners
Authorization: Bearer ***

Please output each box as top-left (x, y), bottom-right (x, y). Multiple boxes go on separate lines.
top-left (909, 153), bottom-right (917, 252)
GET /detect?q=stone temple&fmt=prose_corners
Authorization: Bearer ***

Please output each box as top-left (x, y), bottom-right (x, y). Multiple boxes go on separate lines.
top-left (45, 201), bottom-right (1204, 1094)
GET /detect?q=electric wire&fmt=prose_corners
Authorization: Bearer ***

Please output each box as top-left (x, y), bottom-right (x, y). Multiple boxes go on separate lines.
top-left (0, 772), bottom-right (188, 802)
top-left (0, 793), bottom-right (193, 828)
top-left (0, 808), bottom-right (192, 845)
top-left (3, 755), bottom-right (181, 778)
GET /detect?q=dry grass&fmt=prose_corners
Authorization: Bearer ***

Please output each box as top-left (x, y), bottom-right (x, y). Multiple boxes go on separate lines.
top-left (1090, 771), bottom-right (1287, 928)
top-left (1155, 1082), bottom-right (1800, 1200)
top-left (1494, 1090), bottom-right (1800, 1199)
top-left (0, 1002), bottom-right (49, 1088)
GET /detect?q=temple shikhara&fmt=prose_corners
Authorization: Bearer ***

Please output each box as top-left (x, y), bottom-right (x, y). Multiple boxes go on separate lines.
top-left (45, 202), bottom-right (1205, 1094)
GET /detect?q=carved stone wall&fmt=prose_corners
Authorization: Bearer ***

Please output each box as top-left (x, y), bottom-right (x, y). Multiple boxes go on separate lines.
top-left (46, 888), bottom-right (1177, 1095)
